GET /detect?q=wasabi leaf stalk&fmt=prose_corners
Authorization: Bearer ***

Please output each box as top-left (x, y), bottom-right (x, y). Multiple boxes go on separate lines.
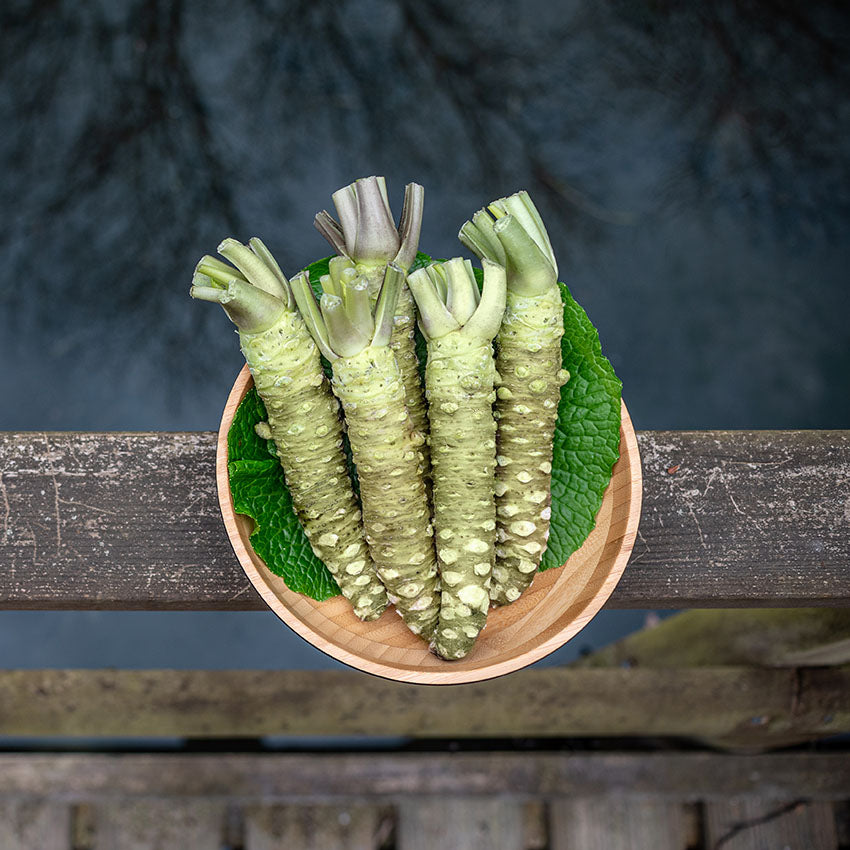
top-left (460, 192), bottom-right (569, 605)
top-left (315, 177), bottom-right (430, 479)
top-left (408, 258), bottom-right (506, 659)
top-left (191, 238), bottom-right (388, 620)
top-left (291, 260), bottom-right (440, 640)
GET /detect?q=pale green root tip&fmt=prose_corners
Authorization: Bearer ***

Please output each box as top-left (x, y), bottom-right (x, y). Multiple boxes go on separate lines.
top-left (190, 273), bottom-right (285, 334)
top-left (343, 278), bottom-right (374, 341)
top-left (289, 271), bottom-right (337, 361)
top-left (407, 265), bottom-right (459, 341)
top-left (314, 210), bottom-right (348, 258)
top-left (320, 273), bottom-right (338, 298)
top-left (394, 182), bottom-right (425, 270)
top-left (492, 215), bottom-right (557, 296)
top-left (329, 255), bottom-right (356, 291)
top-left (195, 255), bottom-right (248, 285)
top-left (218, 238), bottom-right (290, 303)
top-left (428, 262), bottom-right (448, 303)
top-left (442, 257), bottom-right (480, 325)
top-left (489, 190), bottom-right (557, 277)
top-left (330, 175), bottom-right (401, 265)
top-left (372, 263), bottom-right (407, 347)
top-left (321, 293), bottom-right (370, 357)
top-left (248, 237), bottom-right (293, 310)
top-left (458, 210), bottom-right (506, 266)
top-left (463, 258), bottom-right (507, 341)
top-left (328, 258), bottom-right (358, 307)
top-left (323, 176), bottom-right (422, 269)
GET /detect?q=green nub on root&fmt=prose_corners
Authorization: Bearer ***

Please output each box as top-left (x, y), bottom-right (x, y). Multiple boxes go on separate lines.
top-left (408, 257), bottom-right (507, 659)
top-left (460, 191), bottom-right (569, 606)
top-left (315, 176), bottom-right (430, 481)
top-left (190, 237), bottom-right (387, 621)
top-left (291, 260), bottom-right (440, 641)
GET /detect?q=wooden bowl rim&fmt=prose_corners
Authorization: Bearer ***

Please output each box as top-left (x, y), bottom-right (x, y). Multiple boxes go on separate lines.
top-left (216, 364), bottom-right (642, 684)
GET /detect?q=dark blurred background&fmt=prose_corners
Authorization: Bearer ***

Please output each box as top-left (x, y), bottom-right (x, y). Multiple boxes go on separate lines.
top-left (1, 0), bottom-right (849, 672)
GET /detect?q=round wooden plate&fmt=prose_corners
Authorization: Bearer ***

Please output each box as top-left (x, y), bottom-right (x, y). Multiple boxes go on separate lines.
top-left (216, 364), bottom-right (642, 685)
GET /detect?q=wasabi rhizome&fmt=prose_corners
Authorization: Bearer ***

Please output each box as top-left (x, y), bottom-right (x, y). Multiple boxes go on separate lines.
top-left (199, 176), bottom-right (623, 664)
top-left (315, 177), bottom-right (431, 480)
top-left (289, 260), bottom-right (440, 641)
top-left (190, 238), bottom-right (388, 621)
top-left (408, 258), bottom-right (506, 659)
top-left (460, 191), bottom-right (569, 605)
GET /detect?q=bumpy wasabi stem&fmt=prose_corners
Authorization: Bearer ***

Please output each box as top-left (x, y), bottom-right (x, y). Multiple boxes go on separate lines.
top-left (291, 262), bottom-right (440, 640)
top-left (315, 177), bottom-right (430, 481)
top-left (408, 258), bottom-right (506, 660)
top-left (190, 239), bottom-right (387, 621)
top-left (460, 192), bottom-right (569, 605)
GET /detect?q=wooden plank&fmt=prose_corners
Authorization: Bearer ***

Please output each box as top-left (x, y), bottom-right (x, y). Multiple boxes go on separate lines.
top-left (550, 798), bottom-right (690, 850)
top-left (88, 801), bottom-right (224, 849)
top-left (0, 667), bottom-right (846, 741)
top-left (0, 430), bottom-right (847, 610)
top-left (243, 804), bottom-right (387, 850)
top-left (704, 800), bottom-right (839, 849)
top-left (0, 752), bottom-right (848, 801)
top-left (523, 802), bottom-right (547, 850)
top-left (0, 801), bottom-right (71, 850)
top-left (397, 798), bottom-right (523, 850)
top-left (577, 610), bottom-right (850, 669)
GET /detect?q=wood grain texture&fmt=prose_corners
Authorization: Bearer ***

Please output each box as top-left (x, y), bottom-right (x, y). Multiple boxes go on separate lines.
top-left (242, 805), bottom-right (387, 850)
top-left (0, 428), bottom-right (847, 611)
top-left (550, 798), bottom-right (690, 850)
top-left (703, 800), bottom-right (839, 850)
top-left (576, 610), bottom-right (850, 669)
top-left (0, 668), bottom-right (846, 741)
top-left (0, 801), bottom-right (71, 850)
top-left (397, 798), bottom-right (524, 850)
top-left (215, 367), bottom-right (641, 682)
top-left (88, 801), bottom-right (225, 850)
top-left (0, 752), bottom-right (848, 801)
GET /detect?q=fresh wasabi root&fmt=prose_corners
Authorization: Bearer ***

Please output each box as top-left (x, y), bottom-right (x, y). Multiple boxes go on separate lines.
top-left (408, 258), bottom-right (507, 659)
top-left (314, 177), bottom-right (430, 480)
top-left (290, 261), bottom-right (440, 641)
top-left (190, 238), bottom-right (387, 621)
top-left (459, 192), bottom-right (569, 606)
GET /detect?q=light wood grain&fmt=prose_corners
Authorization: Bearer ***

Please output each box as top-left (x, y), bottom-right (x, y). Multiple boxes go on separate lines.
top-left (0, 801), bottom-right (71, 850)
top-left (216, 365), bottom-right (642, 683)
top-left (88, 801), bottom-right (225, 850)
top-left (397, 798), bottom-right (524, 850)
top-left (550, 798), bottom-right (691, 850)
top-left (243, 805), bottom-right (386, 850)
top-left (1, 753), bottom-right (849, 801)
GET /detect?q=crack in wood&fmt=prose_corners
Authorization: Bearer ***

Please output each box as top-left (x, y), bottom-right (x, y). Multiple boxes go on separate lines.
top-left (710, 799), bottom-right (805, 850)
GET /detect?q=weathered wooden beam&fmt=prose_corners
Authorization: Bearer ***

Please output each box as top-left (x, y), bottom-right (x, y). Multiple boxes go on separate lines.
top-left (703, 799), bottom-right (839, 850)
top-left (397, 799), bottom-right (524, 850)
top-left (0, 801), bottom-right (71, 850)
top-left (0, 752), bottom-right (848, 801)
top-left (549, 799), bottom-right (691, 850)
top-left (86, 801), bottom-right (226, 850)
top-left (576, 610), bottom-right (850, 669)
top-left (0, 668), bottom-right (846, 742)
top-left (242, 804), bottom-right (390, 850)
top-left (0, 430), bottom-right (846, 610)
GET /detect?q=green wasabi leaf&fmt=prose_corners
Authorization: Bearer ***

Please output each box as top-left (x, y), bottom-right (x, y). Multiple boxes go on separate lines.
top-left (305, 256), bottom-right (331, 293)
top-left (227, 256), bottom-right (621, 600)
top-left (228, 388), bottom-right (341, 601)
top-left (540, 282), bottom-right (622, 570)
